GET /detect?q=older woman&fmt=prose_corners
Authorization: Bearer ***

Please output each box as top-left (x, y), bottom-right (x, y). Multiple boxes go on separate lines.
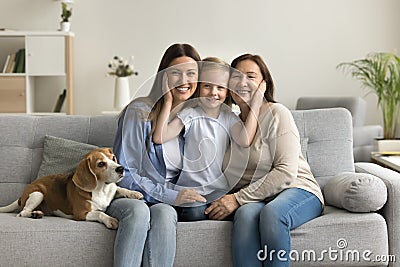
top-left (205, 54), bottom-right (324, 267)
top-left (110, 43), bottom-right (205, 267)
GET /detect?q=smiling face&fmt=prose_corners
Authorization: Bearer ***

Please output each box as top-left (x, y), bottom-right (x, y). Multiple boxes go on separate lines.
top-left (229, 59), bottom-right (263, 105)
top-left (198, 69), bottom-right (230, 111)
top-left (166, 56), bottom-right (198, 105)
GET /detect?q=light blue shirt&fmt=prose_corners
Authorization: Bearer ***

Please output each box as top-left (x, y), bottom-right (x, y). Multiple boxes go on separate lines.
top-left (113, 101), bottom-right (184, 204)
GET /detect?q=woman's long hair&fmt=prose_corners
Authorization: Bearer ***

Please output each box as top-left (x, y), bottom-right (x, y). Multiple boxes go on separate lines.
top-left (123, 43), bottom-right (201, 135)
top-left (230, 54), bottom-right (276, 103)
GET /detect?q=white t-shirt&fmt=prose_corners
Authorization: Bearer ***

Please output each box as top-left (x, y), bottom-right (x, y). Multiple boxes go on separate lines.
top-left (175, 106), bottom-right (239, 195)
top-left (162, 137), bottom-right (182, 181)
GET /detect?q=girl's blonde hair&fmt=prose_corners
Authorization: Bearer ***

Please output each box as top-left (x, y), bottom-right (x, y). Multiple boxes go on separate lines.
top-left (197, 57), bottom-right (232, 107)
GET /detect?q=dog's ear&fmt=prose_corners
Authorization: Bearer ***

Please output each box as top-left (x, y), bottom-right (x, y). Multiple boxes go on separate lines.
top-left (104, 148), bottom-right (116, 161)
top-left (72, 155), bottom-right (98, 192)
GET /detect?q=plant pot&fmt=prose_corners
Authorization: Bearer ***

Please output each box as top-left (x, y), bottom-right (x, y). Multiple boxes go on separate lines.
top-left (381, 97), bottom-right (400, 139)
top-left (114, 77), bottom-right (131, 110)
top-left (373, 138), bottom-right (400, 153)
top-left (60, 22), bottom-right (71, 32)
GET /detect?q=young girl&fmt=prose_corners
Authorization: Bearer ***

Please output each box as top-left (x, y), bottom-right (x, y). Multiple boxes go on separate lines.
top-left (153, 57), bottom-right (265, 220)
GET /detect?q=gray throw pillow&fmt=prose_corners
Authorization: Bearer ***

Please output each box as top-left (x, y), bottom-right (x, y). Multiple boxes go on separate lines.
top-left (37, 135), bottom-right (99, 178)
top-left (323, 172), bottom-right (387, 212)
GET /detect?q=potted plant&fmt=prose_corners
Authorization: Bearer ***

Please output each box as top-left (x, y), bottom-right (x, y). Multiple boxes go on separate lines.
top-left (337, 52), bottom-right (400, 151)
top-left (60, 2), bottom-right (72, 32)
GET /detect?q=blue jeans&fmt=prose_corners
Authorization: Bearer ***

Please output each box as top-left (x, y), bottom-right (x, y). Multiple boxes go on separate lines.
top-left (143, 203), bottom-right (178, 267)
top-left (232, 188), bottom-right (323, 267)
top-left (106, 199), bottom-right (177, 267)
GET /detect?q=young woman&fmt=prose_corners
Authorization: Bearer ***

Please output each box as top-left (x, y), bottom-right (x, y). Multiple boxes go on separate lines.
top-left (110, 43), bottom-right (205, 267)
top-left (205, 54), bottom-right (324, 267)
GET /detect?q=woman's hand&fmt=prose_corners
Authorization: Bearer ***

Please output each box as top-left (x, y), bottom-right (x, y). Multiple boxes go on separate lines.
top-left (162, 73), bottom-right (173, 104)
top-left (205, 194), bottom-right (240, 220)
top-left (174, 188), bottom-right (206, 206)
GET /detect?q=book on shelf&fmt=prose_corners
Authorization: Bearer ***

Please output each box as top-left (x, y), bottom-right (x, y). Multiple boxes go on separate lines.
top-left (5, 53), bottom-right (16, 73)
top-left (2, 54), bottom-right (10, 73)
top-left (15, 49), bottom-right (25, 73)
top-left (12, 49), bottom-right (21, 73)
top-left (53, 89), bottom-right (67, 112)
top-left (2, 48), bottom-right (25, 74)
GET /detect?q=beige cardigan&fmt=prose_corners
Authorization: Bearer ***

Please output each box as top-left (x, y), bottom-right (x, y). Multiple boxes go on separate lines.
top-left (223, 103), bottom-right (324, 206)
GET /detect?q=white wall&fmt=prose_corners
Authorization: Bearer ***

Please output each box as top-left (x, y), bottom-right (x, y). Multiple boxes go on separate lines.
top-left (1, 0), bottom-right (399, 125)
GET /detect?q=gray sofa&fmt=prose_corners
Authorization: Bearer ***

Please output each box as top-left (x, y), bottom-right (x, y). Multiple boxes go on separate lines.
top-left (0, 108), bottom-right (399, 267)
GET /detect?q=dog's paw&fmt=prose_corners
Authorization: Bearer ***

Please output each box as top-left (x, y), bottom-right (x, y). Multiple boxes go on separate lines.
top-left (30, 211), bottom-right (44, 219)
top-left (17, 210), bottom-right (44, 219)
top-left (17, 211), bottom-right (28, 217)
top-left (127, 191), bottom-right (144, 200)
top-left (17, 210), bottom-right (32, 218)
top-left (104, 217), bottom-right (119, 229)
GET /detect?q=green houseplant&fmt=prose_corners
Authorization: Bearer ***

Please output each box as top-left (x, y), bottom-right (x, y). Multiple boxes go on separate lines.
top-left (60, 3), bottom-right (72, 31)
top-left (61, 3), bottom-right (72, 23)
top-left (337, 52), bottom-right (400, 140)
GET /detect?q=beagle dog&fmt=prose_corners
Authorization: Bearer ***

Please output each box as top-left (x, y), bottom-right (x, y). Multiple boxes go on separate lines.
top-left (0, 148), bottom-right (143, 229)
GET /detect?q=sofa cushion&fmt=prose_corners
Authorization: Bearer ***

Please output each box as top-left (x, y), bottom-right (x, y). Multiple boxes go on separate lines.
top-left (323, 172), bottom-right (387, 212)
top-left (300, 137), bottom-right (308, 159)
top-left (37, 135), bottom-right (98, 178)
top-left (290, 206), bottom-right (388, 265)
top-left (0, 213), bottom-right (115, 266)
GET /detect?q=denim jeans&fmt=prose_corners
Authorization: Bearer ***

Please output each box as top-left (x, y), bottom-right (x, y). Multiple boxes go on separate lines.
top-left (232, 188), bottom-right (323, 267)
top-left (143, 203), bottom-right (178, 267)
top-left (106, 198), bottom-right (150, 267)
top-left (106, 199), bottom-right (178, 267)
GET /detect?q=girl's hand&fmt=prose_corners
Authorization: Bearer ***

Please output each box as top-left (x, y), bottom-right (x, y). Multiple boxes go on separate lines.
top-left (174, 188), bottom-right (206, 206)
top-left (251, 80), bottom-right (266, 107)
top-left (257, 80), bottom-right (267, 96)
top-left (205, 194), bottom-right (240, 220)
top-left (162, 73), bottom-right (173, 104)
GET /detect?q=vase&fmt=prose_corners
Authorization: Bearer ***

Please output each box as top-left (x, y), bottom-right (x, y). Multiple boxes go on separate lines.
top-left (114, 77), bottom-right (131, 110)
top-left (60, 22), bottom-right (71, 32)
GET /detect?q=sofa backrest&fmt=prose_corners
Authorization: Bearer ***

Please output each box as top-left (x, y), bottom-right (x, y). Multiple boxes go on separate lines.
top-left (292, 107), bottom-right (355, 187)
top-left (0, 108), bottom-right (354, 205)
top-left (296, 96), bottom-right (367, 127)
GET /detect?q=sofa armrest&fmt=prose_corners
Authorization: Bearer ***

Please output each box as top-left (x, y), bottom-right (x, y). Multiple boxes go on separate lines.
top-left (353, 125), bottom-right (383, 147)
top-left (355, 162), bottom-right (400, 266)
top-left (353, 125), bottom-right (383, 162)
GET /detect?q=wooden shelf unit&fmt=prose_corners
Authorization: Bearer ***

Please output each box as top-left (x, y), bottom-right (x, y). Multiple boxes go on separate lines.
top-left (0, 31), bottom-right (75, 114)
